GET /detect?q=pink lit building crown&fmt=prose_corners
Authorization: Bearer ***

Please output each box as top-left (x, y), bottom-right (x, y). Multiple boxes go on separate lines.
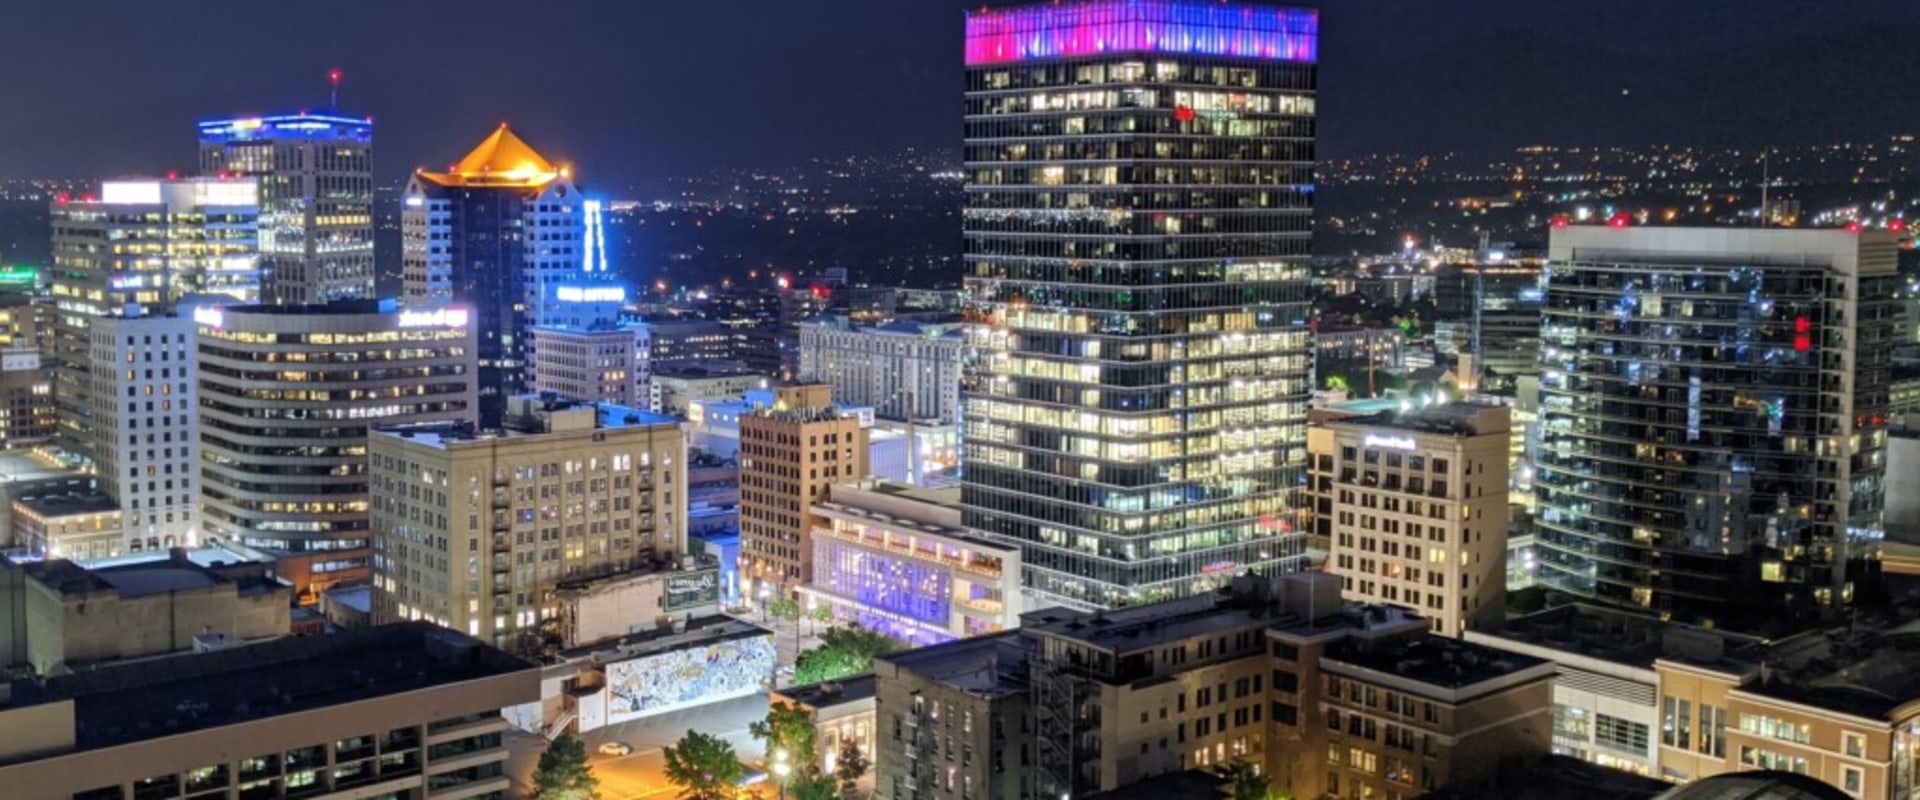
top-left (964, 0), bottom-right (1318, 66)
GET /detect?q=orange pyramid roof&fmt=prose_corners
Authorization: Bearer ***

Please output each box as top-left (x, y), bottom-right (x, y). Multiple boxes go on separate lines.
top-left (418, 123), bottom-right (565, 188)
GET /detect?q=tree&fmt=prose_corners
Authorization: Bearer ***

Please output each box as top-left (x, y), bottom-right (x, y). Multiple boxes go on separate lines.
top-left (790, 770), bottom-right (840, 800)
top-left (749, 701), bottom-right (818, 766)
top-left (766, 596), bottom-right (803, 624)
top-left (530, 734), bottom-right (600, 800)
top-left (663, 730), bottom-right (744, 800)
top-left (808, 602), bottom-right (835, 635)
top-left (833, 737), bottom-right (869, 798)
top-left (794, 624), bottom-right (904, 685)
top-left (1219, 759), bottom-right (1271, 800)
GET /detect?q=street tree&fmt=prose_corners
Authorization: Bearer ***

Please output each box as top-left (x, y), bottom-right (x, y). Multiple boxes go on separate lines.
top-left (1219, 758), bottom-right (1272, 800)
top-left (748, 701), bottom-right (818, 766)
top-left (663, 730), bottom-right (744, 800)
top-left (833, 738), bottom-right (869, 798)
top-left (529, 734), bottom-right (600, 800)
top-left (790, 770), bottom-right (840, 800)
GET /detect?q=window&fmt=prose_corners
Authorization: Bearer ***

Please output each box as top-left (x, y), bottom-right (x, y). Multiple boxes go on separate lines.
top-left (1843, 731), bottom-right (1866, 759)
top-left (1595, 714), bottom-right (1650, 755)
top-left (1699, 705), bottom-right (1726, 758)
top-left (1842, 765), bottom-right (1864, 795)
top-left (1661, 696), bottom-right (1691, 750)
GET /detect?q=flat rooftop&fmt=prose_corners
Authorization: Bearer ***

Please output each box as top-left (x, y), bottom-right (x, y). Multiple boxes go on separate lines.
top-left (376, 399), bottom-right (679, 448)
top-left (878, 631), bottom-right (1028, 698)
top-left (559, 614), bottom-right (770, 662)
top-left (1084, 769), bottom-right (1225, 800)
top-left (1021, 591), bottom-right (1271, 654)
top-left (1326, 401), bottom-right (1509, 437)
top-left (1328, 633), bottom-right (1550, 690)
top-left (1, 622), bottom-right (531, 759)
top-left (778, 672), bottom-right (878, 710)
top-left (0, 451), bottom-right (77, 483)
top-left (15, 492), bottom-right (118, 518)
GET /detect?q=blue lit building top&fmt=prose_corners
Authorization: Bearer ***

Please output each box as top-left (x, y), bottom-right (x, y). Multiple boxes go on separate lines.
top-left (197, 112), bottom-right (373, 144)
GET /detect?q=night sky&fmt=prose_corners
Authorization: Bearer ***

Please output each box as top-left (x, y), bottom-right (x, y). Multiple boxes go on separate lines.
top-left (4, 0), bottom-right (1918, 189)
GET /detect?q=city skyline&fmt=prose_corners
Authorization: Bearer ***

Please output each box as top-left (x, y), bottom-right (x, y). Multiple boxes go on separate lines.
top-left (3, 1), bottom-right (1920, 188)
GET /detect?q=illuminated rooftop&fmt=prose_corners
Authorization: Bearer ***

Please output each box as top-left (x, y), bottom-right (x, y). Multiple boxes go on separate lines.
top-left (417, 124), bottom-right (566, 188)
top-left (964, 0), bottom-right (1318, 66)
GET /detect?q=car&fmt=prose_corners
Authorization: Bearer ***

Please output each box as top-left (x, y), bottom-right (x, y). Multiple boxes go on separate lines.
top-left (598, 742), bottom-right (634, 757)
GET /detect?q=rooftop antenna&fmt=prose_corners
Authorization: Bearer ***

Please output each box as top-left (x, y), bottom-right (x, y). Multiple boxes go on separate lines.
top-left (1759, 150), bottom-right (1770, 228)
top-left (328, 68), bottom-right (342, 110)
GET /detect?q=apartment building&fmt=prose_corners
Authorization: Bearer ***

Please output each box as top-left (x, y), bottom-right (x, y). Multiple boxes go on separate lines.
top-left (738, 384), bottom-right (868, 596)
top-left (370, 395), bottom-right (687, 652)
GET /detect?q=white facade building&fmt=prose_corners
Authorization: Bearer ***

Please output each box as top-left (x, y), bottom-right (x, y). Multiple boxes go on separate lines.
top-left (797, 318), bottom-right (963, 424)
top-left (87, 311), bottom-right (200, 552)
top-left (530, 324), bottom-right (651, 410)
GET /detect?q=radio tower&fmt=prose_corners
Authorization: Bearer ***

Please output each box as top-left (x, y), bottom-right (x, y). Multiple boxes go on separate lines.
top-left (328, 68), bottom-right (342, 109)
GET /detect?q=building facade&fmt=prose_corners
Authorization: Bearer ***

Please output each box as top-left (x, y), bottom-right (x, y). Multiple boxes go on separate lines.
top-left (1536, 228), bottom-right (1899, 627)
top-left (798, 317), bottom-right (964, 424)
top-left (199, 112), bottom-right (375, 304)
top-left (530, 324), bottom-right (650, 409)
top-left (370, 396), bottom-right (688, 652)
top-left (960, 0), bottom-right (1320, 609)
top-left (0, 623), bottom-right (536, 800)
top-left (403, 125), bottom-right (592, 428)
top-left (196, 300), bottom-right (478, 602)
top-left (0, 349), bottom-right (53, 450)
top-left (738, 384), bottom-right (869, 596)
top-left (651, 362), bottom-right (767, 417)
top-left (872, 631), bottom-right (1033, 800)
top-left (1322, 403), bottom-right (1511, 635)
top-left (799, 480), bottom-right (1021, 646)
top-left (86, 311), bottom-right (199, 553)
top-left (50, 179), bottom-right (258, 456)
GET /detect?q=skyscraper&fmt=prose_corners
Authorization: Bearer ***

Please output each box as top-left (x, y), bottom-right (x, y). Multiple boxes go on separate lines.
top-left (960, 0), bottom-right (1320, 609)
top-left (403, 124), bottom-right (594, 428)
top-left (200, 112), bottom-right (375, 304)
top-left (1536, 227), bottom-right (1897, 627)
top-left (738, 384), bottom-right (870, 597)
top-left (196, 300), bottom-right (478, 602)
top-left (50, 178), bottom-right (259, 457)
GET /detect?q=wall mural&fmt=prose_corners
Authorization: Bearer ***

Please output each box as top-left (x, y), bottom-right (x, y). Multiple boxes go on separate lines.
top-left (605, 633), bottom-right (776, 723)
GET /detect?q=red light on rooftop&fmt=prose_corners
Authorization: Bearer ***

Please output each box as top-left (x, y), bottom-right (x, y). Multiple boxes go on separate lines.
top-left (328, 68), bottom-right (342, 84)
top-left (53, 192), bottom-right (69, 205)
top-left (1550, 214), bottom-right (1571, 229)
top-left (166, 170), bottom-right (178, 180)
top-left (1892, 219), bottom-right (1908, 233)
top-left (1845, 221), bottom-right (1863, 233)
top-left (1607, 212), bottom-right (1631, 228)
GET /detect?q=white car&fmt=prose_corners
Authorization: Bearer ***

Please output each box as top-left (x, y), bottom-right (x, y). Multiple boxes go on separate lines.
top-left (598, 742), bottom-right (634, 757)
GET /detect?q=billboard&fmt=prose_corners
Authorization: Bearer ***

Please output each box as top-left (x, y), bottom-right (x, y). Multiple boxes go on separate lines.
top-left (604, 633), bottom-right (774, 723)
top-left (664, 569), bottom-right (721, 612)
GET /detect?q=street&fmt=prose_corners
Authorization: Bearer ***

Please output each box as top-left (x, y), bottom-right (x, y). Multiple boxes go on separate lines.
top-left (505, 692), bottom-right (770, 799)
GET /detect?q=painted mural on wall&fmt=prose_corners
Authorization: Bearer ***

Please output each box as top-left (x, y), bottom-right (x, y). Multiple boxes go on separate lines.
top-left (605, 633), bottom-right (775, 723)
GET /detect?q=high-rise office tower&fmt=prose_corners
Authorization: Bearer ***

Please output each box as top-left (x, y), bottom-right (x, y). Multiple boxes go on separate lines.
top-left (200, 112), bottom-right (375, 304)
top-left (196, 300), bottom-right (478, 602)
top-left (403, 124), bottom-right (595, 429)
top-left (1536, 227), bottom-right (1897, 627)
top-left (960, 0), bottom-right (1320, 609)
top-left (50, 179), bottom-right (259, 456)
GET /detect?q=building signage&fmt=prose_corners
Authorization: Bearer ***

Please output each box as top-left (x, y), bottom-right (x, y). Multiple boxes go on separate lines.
top-left (192, 306), bottom-right (224, 329)
top-left (1363, 434), bottom-right (1417, 451)
top-left (556, 286), bottom-right (626, 304)
top-left (664, 569), bottom-right (721, 612)
top-left (397, 308), bottom-right (470, 329)
top-left (0, 266), bottom-right (36, 286)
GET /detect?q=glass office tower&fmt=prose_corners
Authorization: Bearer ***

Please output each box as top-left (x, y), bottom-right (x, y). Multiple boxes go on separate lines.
top-left (1536, 227), bottom-right (1897, 629)
top-left (960, 0), bottom-right (1320, 610)
top-left (200, 112), bottom-right (374, 304)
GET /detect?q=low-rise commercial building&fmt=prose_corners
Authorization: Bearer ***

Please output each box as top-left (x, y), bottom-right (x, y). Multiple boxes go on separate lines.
top-left (773, 674), bottom-right (879, 779)
top-left (800, 480), bottom-right (1020, 646)
top-left (0, 550), bottom-right (290, 676)
top-left (651, 360), bottom-right (768, 416)
top-left (0, 622), bottom-right (537, 800)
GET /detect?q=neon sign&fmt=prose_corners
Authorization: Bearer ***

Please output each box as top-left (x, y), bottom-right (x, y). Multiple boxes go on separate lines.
top-left (556, 286), bottom-right (625, 304)
top-left (398, 308), bottom-right (470, 328)
top-left (1363, 434), bottom-right (1417, 451)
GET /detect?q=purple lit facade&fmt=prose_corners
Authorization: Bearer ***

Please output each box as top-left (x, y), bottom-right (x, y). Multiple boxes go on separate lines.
top-left (964, 0), bottom-right (1317, 66)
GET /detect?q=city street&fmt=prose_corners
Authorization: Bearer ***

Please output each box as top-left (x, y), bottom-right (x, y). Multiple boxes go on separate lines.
top-left (505, 692), bottom-right (770, 799)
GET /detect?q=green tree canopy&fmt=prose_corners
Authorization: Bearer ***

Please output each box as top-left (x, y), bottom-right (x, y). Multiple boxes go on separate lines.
top-left (663, 730), bottom-right (744, 800)
top-left (530, 734), bottom-right (600, 800)
top-left (793, 624), bottom-right (903, 685)
top-left (749, 701), bottom-right (818, 766)
top-left (1220, 758), bottom-right (1271, 800)
top-left (833, 737), bottom-right (870, 798)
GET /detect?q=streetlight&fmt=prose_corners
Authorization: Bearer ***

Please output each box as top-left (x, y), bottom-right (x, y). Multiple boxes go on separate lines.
top-left (772, 747), bottom-right (792, 800)
top-left (758, 583), bottom-right (771, 623)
